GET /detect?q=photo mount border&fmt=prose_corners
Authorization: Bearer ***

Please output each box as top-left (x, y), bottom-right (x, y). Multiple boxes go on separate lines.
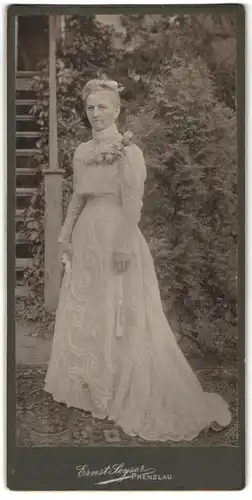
top-left (7, 3), bottom-right (245, 491)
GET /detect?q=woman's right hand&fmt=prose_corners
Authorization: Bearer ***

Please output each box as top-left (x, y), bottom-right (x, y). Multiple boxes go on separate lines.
top-left (58, 241), bottom-right (73, 267)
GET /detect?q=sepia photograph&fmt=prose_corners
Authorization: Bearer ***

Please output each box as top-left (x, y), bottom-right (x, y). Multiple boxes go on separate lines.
top-left (13, 9), bottom-right (240, 454)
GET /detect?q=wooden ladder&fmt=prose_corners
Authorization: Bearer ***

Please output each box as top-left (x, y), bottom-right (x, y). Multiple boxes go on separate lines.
top-left (16, 71), bottom-right (41, 298)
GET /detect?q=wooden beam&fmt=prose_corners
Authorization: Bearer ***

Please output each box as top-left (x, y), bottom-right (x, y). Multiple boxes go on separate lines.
top-left (43, 169), bottom-right (64, 311)
top-left (15, 16), bottom-right (18, 73)
top-left (49, 16), bottom-right (58, 173)
top-left (43, 16), bottom-right (64, 311)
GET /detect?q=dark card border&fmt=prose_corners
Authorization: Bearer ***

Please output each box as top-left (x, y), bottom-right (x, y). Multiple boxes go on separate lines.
top-left (7, 3), bottom-right (246, 491)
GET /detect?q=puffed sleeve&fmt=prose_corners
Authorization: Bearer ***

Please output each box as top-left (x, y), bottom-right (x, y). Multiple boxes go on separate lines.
top-left (57, 146), bottom-right (86, 243)
top-left (114, 143), bottom-right (146, 254)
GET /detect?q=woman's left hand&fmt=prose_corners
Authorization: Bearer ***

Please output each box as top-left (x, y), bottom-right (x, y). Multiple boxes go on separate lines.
top-left (113, 251), bottom-right (131, 274)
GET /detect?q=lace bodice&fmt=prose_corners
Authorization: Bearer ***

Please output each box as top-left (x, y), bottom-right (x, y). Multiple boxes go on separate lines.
top-left (58, 126), bottom-right (147, 254)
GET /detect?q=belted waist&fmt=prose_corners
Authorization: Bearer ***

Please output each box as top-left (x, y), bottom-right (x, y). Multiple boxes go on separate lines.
top-left (85, 193), bottom-right (121, 206)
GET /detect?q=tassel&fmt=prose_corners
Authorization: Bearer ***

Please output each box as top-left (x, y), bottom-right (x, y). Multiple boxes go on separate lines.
top-left (115, 275), bottom-right (124, 338)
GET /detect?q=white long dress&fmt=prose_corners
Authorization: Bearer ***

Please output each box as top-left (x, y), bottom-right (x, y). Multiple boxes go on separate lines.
top-left (44, 124), bottom-right (232, 442)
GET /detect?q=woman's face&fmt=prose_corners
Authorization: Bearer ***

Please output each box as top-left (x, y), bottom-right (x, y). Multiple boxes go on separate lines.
top-left (86, 90), bottom-right (120, 131)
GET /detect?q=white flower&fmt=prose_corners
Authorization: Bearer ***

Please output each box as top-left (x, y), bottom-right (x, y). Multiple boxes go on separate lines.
top-left (122, 130), bottom-right (133, 145)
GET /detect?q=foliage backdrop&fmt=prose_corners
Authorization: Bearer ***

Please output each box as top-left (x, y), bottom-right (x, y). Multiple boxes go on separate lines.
top-left (21, 14), bottom-right (237, 359)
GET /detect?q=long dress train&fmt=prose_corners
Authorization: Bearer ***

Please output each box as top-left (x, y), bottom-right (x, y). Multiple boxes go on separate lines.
top-left (44, 125), bottom-right (232, 442)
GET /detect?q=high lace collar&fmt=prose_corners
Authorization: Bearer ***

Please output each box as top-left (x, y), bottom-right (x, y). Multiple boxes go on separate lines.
top-left (92, 123), bottom-right (121, 144)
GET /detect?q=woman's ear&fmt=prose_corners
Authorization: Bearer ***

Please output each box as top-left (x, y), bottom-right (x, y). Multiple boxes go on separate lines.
top-left (82, 110), bottom-right (92, 129)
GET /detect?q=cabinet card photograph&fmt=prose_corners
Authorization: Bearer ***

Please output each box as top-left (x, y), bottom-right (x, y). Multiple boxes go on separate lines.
top-left (7, 3), bottom-right (245, 491)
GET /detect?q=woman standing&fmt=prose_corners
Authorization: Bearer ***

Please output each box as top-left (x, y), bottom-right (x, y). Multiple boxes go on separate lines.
top-left (44, 79), bottom-right (232, 442)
